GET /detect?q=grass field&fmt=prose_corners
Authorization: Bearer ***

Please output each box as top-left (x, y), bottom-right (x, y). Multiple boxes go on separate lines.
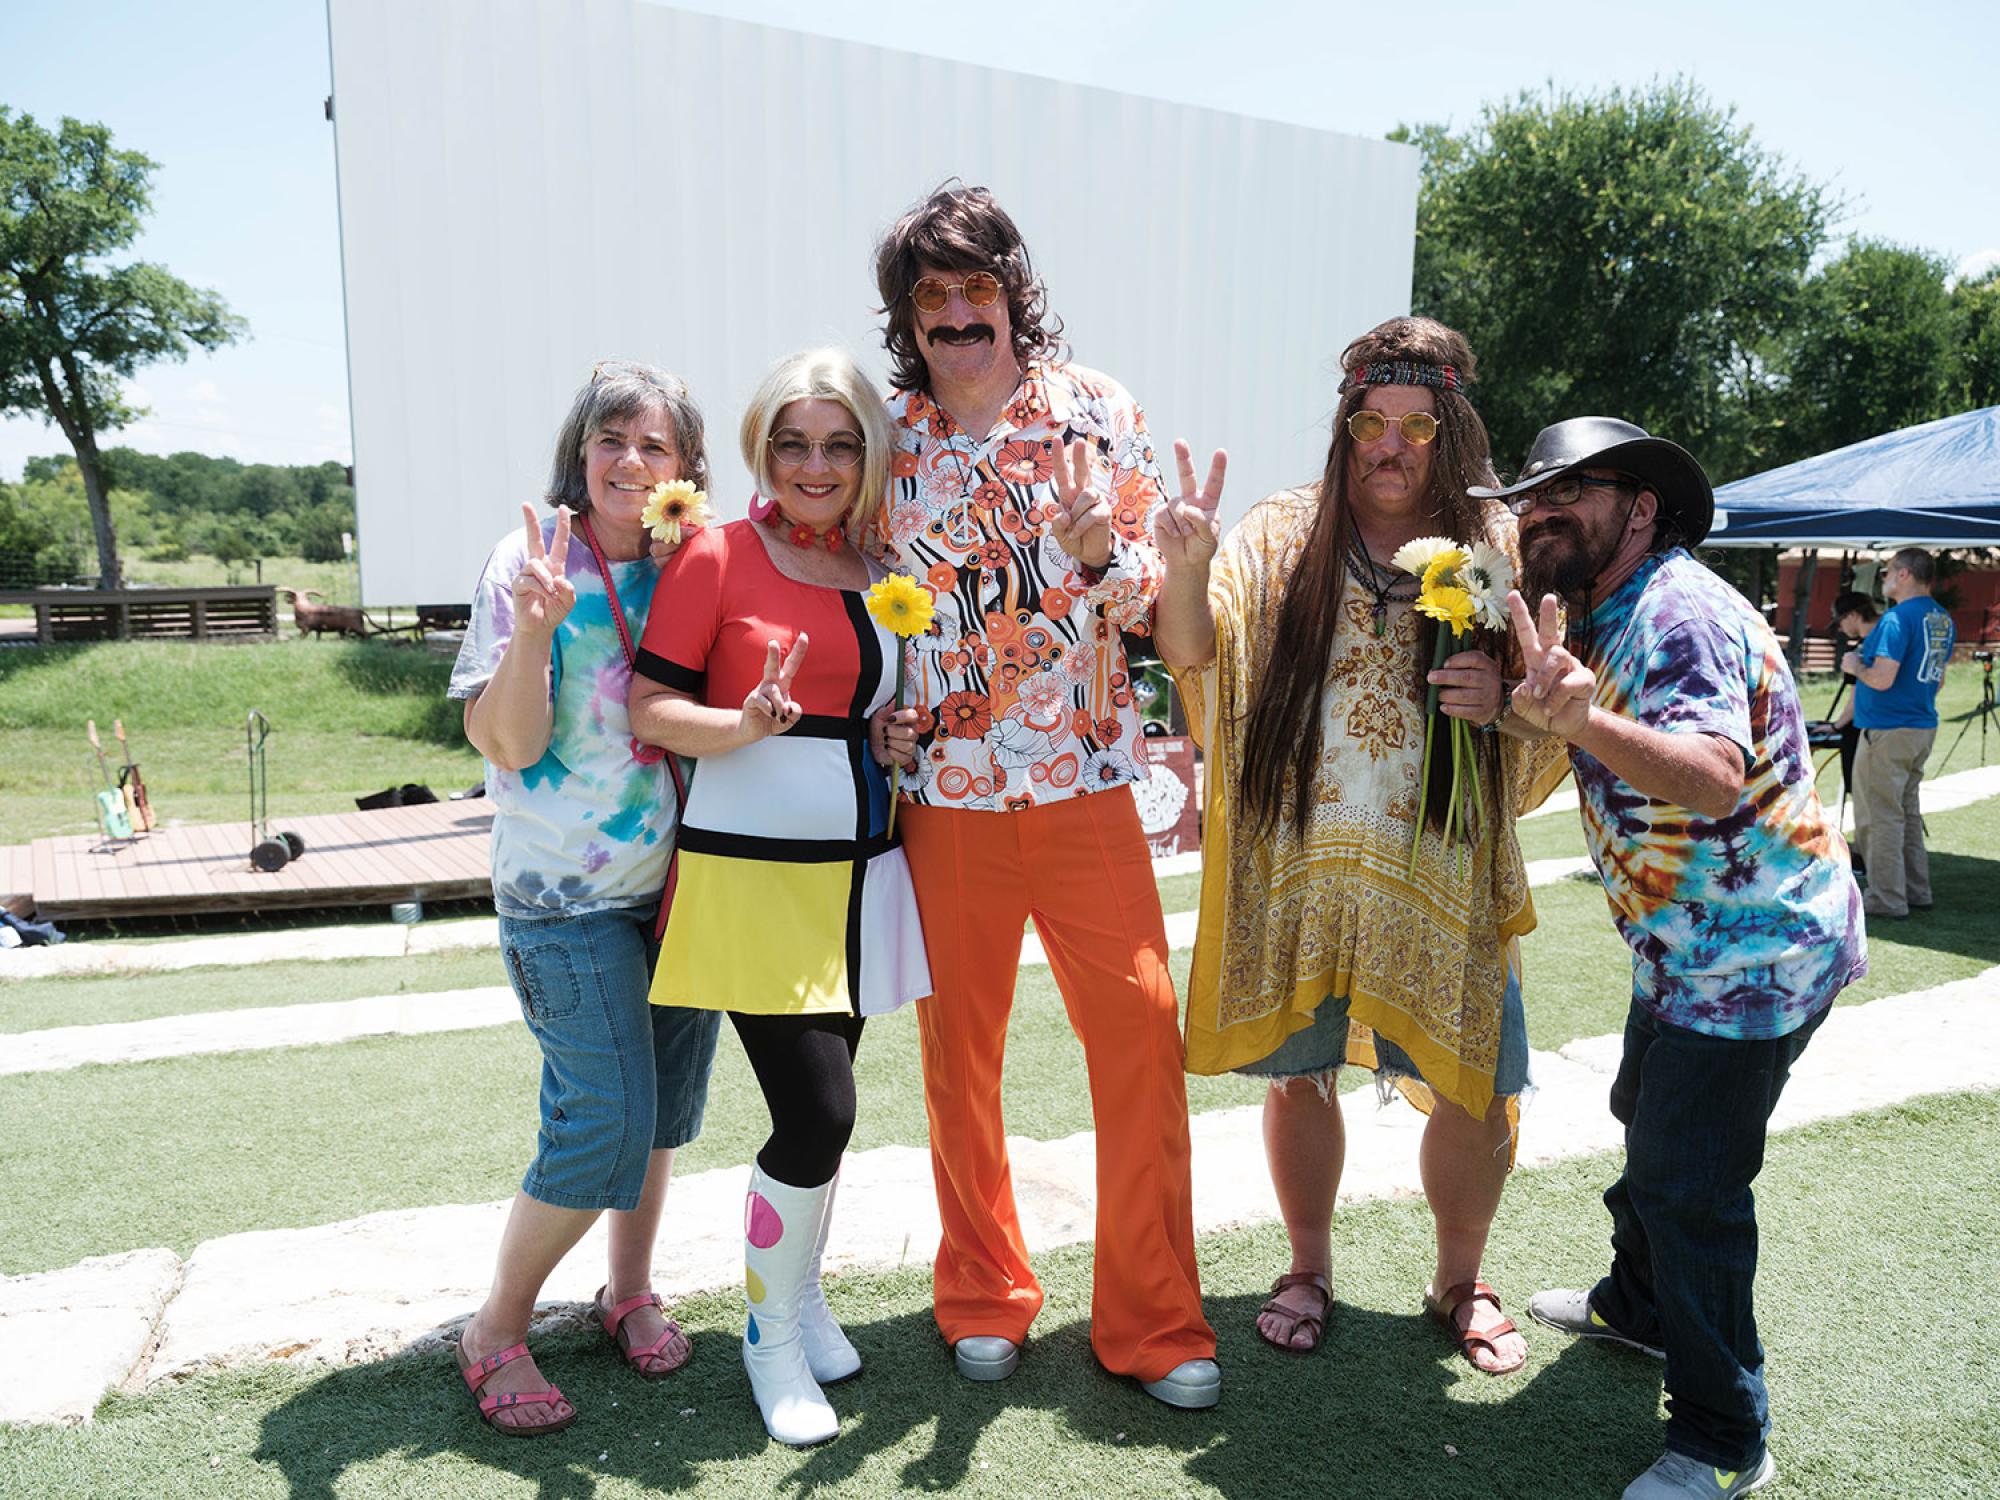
top-left (121, 555), bottom-right (360, 600)
top-left (0, 637), bottom-right (482, 845)
top-left (1, 1092), bottom-right (1993, 1498)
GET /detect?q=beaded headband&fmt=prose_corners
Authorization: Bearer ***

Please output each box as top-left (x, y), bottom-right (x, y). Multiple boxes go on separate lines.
top-left (1339, 361), bottom-right (1462, 394)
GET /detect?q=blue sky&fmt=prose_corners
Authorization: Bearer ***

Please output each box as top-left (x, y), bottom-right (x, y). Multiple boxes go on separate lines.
top-left (2, 0), bottom-right (1995, 481)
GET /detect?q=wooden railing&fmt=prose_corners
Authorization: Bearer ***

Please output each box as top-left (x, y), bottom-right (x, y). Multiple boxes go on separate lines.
top-left (0, 586), bottom-right (278, 644)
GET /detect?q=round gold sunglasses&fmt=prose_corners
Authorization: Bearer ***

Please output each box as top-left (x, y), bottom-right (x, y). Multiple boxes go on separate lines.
top-left (910, 272), bottom-right (1002, 315)
top-left (1347, 410), bottom-right (1439, 445)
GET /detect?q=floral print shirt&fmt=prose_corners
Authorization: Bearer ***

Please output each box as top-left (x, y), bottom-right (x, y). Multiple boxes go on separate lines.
top-left (877, 360), bottom-right (1168, 812)
top-left (449, 515), bottom-right (677, 917)
top-left (1571, 549), bottom-right (1866, 1039)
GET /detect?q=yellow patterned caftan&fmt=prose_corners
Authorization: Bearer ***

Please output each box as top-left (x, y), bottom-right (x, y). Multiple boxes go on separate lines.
top-left (1172, 491), bottom-right (1563, 1122)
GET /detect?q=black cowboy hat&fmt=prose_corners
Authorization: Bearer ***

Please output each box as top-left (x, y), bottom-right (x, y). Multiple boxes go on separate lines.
top-left (1468, 417), bottom-right (1714, 547)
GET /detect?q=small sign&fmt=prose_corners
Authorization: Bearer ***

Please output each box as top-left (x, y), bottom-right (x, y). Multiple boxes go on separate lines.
top-left (1134, 734), bottom-right (1200, 857)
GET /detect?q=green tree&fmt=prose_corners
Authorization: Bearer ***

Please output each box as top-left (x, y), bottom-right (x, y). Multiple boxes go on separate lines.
top-left (0, 109), bottom-right (244, 586)
top-left (0, 480), bottom-right (82, 585)
top-left (295, 500), bottom-right (351, 563)
top-left (1952, 267), bottom-right (2000, 410)
top-left (1395, 80), bottom-right (1831, 482)
top-left (1783, 239), bottom-right (1956, 456)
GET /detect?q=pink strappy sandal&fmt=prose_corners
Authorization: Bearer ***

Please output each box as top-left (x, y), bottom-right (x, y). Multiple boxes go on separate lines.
top-left (456, 1338), bottom-right (577, 1436)
top-left (597, 1285), bottom-right (692, 1380)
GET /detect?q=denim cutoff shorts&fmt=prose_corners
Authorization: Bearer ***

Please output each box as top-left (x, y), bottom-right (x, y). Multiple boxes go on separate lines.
top-left (499, 902), bottom-right (722, 1211)
top-left (1235, 966), bottom-right (1531, 1098)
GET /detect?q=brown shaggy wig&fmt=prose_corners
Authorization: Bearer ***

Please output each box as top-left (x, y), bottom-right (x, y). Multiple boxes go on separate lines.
top-left (1237, 317), bottom-right (1504, 841)
top-left (874, 182), bottom-right (1066, 396)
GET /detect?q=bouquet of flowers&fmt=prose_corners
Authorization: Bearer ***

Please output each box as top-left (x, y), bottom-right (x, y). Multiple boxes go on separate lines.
top-left (1389, 536), bottom-right (1514, 875)
top-left (864, 573), bottom-right (937, 835)
top-left (639, 480), bottom-right (714, 546)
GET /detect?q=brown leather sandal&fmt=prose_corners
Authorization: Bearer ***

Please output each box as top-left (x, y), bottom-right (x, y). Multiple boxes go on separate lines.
top-left (1256, 1271), bottom-right (1333, 1353)
top-left (1425, 1279), bottom-right (1525, 1376)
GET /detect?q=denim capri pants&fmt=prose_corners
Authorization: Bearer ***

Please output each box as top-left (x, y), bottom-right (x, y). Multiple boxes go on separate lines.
top-left (499, 902), bottom-right (722, 1211)
top-left (1236, 965), bottom-right (1531, 1099)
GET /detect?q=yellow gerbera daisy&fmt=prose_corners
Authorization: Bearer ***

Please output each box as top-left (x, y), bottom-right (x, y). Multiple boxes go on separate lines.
top-left (1415, 582), bottom-right (1476, 634)
top-left (865, 573), bottom-right (936, 638)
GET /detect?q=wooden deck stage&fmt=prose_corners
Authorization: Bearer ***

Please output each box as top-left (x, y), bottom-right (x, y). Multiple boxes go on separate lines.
top-left (2, 800), bottom-right (493, 921)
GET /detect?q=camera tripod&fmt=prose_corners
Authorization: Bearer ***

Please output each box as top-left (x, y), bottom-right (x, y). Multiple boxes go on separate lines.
top-left (1942, 648), bottom-right (1996, 769)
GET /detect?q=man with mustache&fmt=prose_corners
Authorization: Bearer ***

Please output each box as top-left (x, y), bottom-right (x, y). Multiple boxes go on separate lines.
top-left (866, 182), bottom-right (1218, 1408)
top-left (1153, 316), bottom-right (1555, 1379)
top-left (1481, 418), bottom-right (1865, 1500)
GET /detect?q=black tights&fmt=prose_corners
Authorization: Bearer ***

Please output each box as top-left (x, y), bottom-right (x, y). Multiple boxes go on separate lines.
top-left (728, 1011), bottom-right (863, 1189)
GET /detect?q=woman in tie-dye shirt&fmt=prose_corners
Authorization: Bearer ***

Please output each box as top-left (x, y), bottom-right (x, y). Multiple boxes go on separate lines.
top-left (444, 363), bottom-right (722, 1436)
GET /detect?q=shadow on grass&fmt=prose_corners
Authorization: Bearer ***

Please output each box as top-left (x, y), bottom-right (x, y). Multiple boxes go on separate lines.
top-left (330, 640), bottom-right (466, 747)
top-left (250, 1295), bottom-right (1669, 1498)
top-left (1865, 850), bottom-right (2000, 966)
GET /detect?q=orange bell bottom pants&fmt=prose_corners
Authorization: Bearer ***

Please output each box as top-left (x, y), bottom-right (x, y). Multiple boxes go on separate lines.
top-left (898, 788), bottom-right (1215, 1382)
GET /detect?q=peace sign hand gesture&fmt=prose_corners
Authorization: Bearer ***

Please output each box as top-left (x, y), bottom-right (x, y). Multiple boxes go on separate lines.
top-left (1047, 437), bottom-right (1114, 571)
top-left (1154, 439), bottom-right (1227, 572)
top-left (512, 502), bottom-right (576, 640)
top-left (740, 634), bottom-right (809, 743)
top-left (1505, 590), bottom-right (1595, 740)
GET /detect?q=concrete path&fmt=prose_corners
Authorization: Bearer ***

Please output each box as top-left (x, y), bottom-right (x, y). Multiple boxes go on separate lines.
top-left (3, 966), bottom-right (1995, 1424)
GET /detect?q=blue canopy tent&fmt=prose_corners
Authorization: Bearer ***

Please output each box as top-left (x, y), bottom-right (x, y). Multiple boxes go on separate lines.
top-left (1708, 406), bottom-right (2000, 546)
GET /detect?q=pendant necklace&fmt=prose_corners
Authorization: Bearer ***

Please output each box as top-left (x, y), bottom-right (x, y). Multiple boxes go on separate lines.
top-left (1348, 528), bottom-right (1418, 637)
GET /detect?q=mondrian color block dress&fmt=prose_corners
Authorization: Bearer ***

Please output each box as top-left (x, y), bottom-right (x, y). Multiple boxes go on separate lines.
top-left (633, 520), bottom-right (930, 1017)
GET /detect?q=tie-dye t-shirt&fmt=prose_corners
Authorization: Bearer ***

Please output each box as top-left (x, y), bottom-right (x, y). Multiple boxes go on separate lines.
top-left (1571, 549), bottom-right (1866, 1040)
top-left (449, 515), bottom-right (677, 916)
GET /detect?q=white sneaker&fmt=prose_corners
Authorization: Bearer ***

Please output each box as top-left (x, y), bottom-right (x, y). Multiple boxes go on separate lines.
top-left (1140, 1357), bottom-right (1221, 1409)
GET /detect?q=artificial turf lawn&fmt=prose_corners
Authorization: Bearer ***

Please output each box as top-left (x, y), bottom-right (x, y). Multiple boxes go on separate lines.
top-left (5, 794), bottom-right (1995, 1276)
top-left (1, 1091), bottom-right (1993, 1499)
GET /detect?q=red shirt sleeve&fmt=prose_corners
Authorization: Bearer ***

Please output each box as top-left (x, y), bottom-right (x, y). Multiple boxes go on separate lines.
top-left (634, 524), bottom-right (726, 693)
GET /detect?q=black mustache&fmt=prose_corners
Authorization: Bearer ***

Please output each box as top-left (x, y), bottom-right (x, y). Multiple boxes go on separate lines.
top-left (927, 324), bottom-right (995, 346)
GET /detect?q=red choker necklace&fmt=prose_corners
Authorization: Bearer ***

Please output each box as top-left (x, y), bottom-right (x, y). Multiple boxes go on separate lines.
top-left (764, 507), bottom-right (848, 552)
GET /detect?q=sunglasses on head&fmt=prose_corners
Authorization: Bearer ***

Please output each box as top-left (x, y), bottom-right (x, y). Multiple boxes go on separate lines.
top-left (769, 429), bottom-right (865, 469)
top-left (1506, 475), bottom-right (1637, 517)
top-left (588, 359), bottom-right (686, 395)
top-left (1346, 410), bottom-right (1439, 445)
top-left (910, 272), bottom-right (1003, 315)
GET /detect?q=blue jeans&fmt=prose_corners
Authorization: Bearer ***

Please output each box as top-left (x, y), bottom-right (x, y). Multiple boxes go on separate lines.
top-left (498, 903), bottom-right (721, 1211)
top-left (1590, 997), bottom-right (1827, 1470)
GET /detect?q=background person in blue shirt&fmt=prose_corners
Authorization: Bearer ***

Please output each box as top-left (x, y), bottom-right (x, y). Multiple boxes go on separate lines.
top-left (1844, 547), bottom-right (1957, 919)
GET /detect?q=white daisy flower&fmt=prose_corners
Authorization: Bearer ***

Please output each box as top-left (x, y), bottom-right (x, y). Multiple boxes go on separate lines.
top-left (1388, 535), bottom-right (1462, 577)
top-left (1461, 540), bottom-right (1516, 631)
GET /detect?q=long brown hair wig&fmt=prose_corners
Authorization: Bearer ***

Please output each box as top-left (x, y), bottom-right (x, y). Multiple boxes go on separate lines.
top-left (873, 182), bottom-right (1066, 396)
top-left (1237, 318), bottom-right (1503, 841)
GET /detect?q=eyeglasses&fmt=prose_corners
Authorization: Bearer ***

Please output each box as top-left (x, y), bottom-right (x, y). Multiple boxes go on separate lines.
top-left (589, 360), bottom-right (687, 395)
top-left (769, 429), bottom-right (865, 469)
top-left (1505, 475), bottom-right (1636, 517)
top-left (1346, 410), bottom-right (1439, 445)
top-left (910, 272), bottom-right (1003, 315)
